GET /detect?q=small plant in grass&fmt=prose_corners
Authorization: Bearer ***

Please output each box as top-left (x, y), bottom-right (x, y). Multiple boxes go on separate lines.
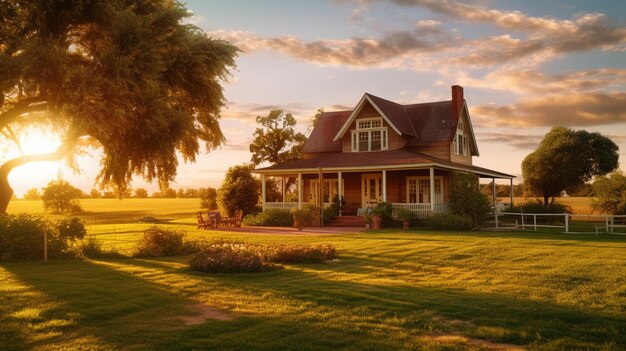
top-left (189, 242), bottom-right (281, 273)
top-left (423, 213), bottom-right (474, 231)
top-left (79, 236), bottom-right (126, 259)
top-left (134, 226), bottom-right (185, 257)
top-left (395, 208), bottom-right (415, 229)
top-left (263, 243), bottom-right (336, 263)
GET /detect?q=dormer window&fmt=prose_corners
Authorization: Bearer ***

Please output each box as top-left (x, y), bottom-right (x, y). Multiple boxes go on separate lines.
top-left (351, 118), bottom-right (388, 152)
top-left (453, 120), bottom-right (469, 156)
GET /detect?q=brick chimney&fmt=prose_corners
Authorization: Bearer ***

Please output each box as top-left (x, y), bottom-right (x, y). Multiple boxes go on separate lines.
top-left (451, 85), bottom-right (464, 120)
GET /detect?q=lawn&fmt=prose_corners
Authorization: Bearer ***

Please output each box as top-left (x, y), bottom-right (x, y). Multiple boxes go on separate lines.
top-left (1, 199), bottom-right (626, 350)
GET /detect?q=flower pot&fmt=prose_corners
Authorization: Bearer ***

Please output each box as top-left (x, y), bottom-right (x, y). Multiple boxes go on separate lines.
top-left (402, 220), bottom-right (409, 229)
top-left (372, 214), bottom-right (382, 229)
top-left (365, 223), bottom-right (371, 229)
top-left (293, 218), bottom-right (303, 230)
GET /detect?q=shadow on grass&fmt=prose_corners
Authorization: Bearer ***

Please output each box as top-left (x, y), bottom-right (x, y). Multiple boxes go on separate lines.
top-left (3, 255), bottom-right (626, 350)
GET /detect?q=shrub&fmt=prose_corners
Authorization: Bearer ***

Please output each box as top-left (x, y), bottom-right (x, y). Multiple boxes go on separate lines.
top-left (79, 236), bottom-right (126, 259)
top-left (0, 214), bottom-right (87, 261)
top-left (591, 172), bottom-right (626, 214)
top-left (322, 206), bottom-right (337, 225)
top-left (509, 199), bottom-right (571, 214)
top-left (395, 208), bottom-right (415, 223)
top-left (371, 202), bottom-right (395, 227)
top-left (423, 213), bottom-right (474, 231)
top-left (242, 209), bottom-right (294, 226)
top-left (41, 180), bottom-right (84, 214)
top-left (449, 172), bottom-right (491, 226)
top-left (263, 244), bottom-right (336, 263)
top-left (134, 226), bottom-right (185, 257)
top-left (189, 242), bottom-right (280, 273)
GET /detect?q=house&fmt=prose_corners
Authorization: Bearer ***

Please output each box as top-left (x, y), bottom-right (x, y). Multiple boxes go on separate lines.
top-left (254, 85), bottom-right (514, 219)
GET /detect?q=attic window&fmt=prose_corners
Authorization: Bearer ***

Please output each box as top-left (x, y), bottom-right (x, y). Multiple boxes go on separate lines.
top-left (453, 120), bottom-right (469, 156)
top-left (351, 118), bottom-right (388, 152)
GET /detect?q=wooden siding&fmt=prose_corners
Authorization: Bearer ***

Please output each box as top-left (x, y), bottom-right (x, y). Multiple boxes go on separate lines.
top-left (450, 152), bottom-right (473, 165)
top-left (416, 143), bottom-right (451, 161)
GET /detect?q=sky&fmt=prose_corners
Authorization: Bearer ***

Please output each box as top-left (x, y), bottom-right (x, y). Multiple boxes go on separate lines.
top-left (7, 0), bottom-right (626, 196)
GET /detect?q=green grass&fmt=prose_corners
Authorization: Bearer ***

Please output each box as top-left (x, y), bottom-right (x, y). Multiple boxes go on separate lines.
top-left (2, 199), bottom-right (626, 350)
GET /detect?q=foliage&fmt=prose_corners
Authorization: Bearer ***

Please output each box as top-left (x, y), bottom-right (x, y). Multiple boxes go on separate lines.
top-left (323, 206), bottom-right (337, 225)
top-left (394, 208), bottom-right (415, 222)
top-left (522, 126), bottom-right (619, 206)
top-left (249, 110), bottom-right (307, 166)
top-left (288, 206), bottom-right (313, 225)
top-left (79, 236), bottom-right (125, 259)
top-left (370, 202), bottom-right (395, 227)
top-left (422, 213), bottom-right (474, 231)
top-left (308, 108), bottom-right (325, 133)
top-left (0, 0), bottom-right (238, 213)
top-left (242, 209), bottom-right (294, 226)
top-left (0, 214), bottom-right (86, 261)
top-left (89, 189), bottom-right (101, 199)
top-left (592, 172), bottom-right (626, 214)
top-left (199, 187), bottom-right (218, 210)
top-left (263, 244), bottom-right (336, 263)
top-left (189, 242), bottom-right (280, 273)
top-left (217, 164), bottom-right (259, 217)
top-left (134, 188), bottom-right (148, 198)
top-left (133, 226), bottom-right (186, 258)
top-left (41, 180), bottom-right (84, 214)
top-left (23, 188), bottom-right (41, 200)
top-left (449, 172), bottom-right (491, 226)
top-left (508, 199), bottom-right (571, 214)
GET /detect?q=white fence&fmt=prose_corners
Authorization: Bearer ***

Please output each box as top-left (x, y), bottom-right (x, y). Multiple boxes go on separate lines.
top-left (392, 203), bottom-right (448, 217)
top-left (493, 212), bottom-right (626, 234)
top-left (264, 202), bottom-right (331, 210)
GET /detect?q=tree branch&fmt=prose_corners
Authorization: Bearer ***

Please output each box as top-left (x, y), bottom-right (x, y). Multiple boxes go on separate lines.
top-left (0, 98), bottom-right (49, 130)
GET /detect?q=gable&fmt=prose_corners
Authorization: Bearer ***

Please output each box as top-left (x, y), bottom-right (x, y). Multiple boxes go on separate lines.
top-left (333, 94), bottom-right (402, 141)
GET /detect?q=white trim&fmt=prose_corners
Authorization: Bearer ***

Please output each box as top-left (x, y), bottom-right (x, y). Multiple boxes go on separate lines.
top-left (462, 101), bottom-right (480, 157)
top-left (255, 163), bottom-right (515, 179)
top-left (333, 94), bottom-right (402, 141)
top-left (406, 175), bottom-right (443, 204)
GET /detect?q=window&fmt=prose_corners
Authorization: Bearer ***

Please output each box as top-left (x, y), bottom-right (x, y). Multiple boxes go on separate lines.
top-left (310, 179), bottom-right (344, 204)
top-left (406, 176), bottom-right (443, 204)
top-left (351, 118), bottom-right (388, 152)
top-left (454, 120), bottom-right (470, 156)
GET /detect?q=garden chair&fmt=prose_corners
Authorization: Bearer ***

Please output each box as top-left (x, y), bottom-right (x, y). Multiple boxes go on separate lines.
top-left (196, 212), bottom-right (210, 230)
top-left (222, 210), bottom-right (243, 227)
top-left (207, 211), bottom-right (222, 229)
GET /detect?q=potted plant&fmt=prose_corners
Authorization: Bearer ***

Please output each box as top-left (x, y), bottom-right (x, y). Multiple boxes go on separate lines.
top-left (395, 208), bottom-right (415, 229)
top-left (363, 212), bottom-right (372, 229)
top-left (290, 207), bottom-right (311, 230)
top-left (371, 213), bottom-right (382, 229)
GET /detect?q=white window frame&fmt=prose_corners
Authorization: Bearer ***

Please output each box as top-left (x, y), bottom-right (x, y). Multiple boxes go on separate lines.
top-left (406, 176), bottom-right (443, 204)
top-left (454, 120), bottom-right (469, 156)
top-left (351, 117), bottom-right (389, 152)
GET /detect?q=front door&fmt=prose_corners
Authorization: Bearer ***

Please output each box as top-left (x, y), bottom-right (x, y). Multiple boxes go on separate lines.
top-left (362, 174), bottom-right (382, 208)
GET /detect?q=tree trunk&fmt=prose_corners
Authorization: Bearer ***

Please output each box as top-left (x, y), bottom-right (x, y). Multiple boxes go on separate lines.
top-left (543, 194), bottom-right (549, 207)
top-left (0, 135), bottom-right (79, 213)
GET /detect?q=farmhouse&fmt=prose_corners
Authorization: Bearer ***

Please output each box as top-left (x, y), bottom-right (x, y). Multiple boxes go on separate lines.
top-left (254, 85), bottom-right (514, 219)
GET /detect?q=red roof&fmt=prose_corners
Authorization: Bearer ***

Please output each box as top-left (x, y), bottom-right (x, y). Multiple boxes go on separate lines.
top-left (256, 149), bottom-right (514, 179)
top-left (302, 110), bottom-right (351, 153)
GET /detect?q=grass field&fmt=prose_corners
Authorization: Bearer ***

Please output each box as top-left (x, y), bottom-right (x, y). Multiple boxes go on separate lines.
top-left (2, 199), bottom-right (626, 350)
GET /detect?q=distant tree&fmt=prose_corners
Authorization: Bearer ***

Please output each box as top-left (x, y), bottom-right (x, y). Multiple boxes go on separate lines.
top-left (162, 188), bottom-right (177, 199)
top-left (101, 191), bottom-right (116, 199)
top-left (41, 180), bottom-right (83, 214)
top-left (570, 183), bottom-right (593, 197)
top-left (199, 187), bottom-right (218, 209)
top-left (177, 189), bottom-right (185, 198)
top-left (217, 164), bottom-right (259, 216)
top-left (134, 188), bottom-right (148, 198)
top-left (249, 110), bottom-right (307, 166)
top-left (90, 189), bottom-right (101, 199)
top-left (0, 0), bottom-right (238, 213)
top-left (592, 171), bottom-right (626, 214)
top-left (185, 188), bottom-right (199, 198)
top-left (308, 108), bottom-right (324, 133)
top-left (522, 126), bottom-right (619, 206)
top-left (23, 188), bottom-right (41, 200)
top-left (113, 186), bottom-right (132, 199)
top-left (449, 172), bottom-right (491, 226)
top-left (152, 191), bottom-right (162, 198)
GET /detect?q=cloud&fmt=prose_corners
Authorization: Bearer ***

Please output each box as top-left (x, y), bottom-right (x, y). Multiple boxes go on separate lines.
top-left (472, 92), bottom-right (626, 128)
top-left (221, 101), bottom-right (317, 125)
top-left (459, 68), bottom-right (626, 95)
top-left (208, 21), bottom-right (453, 69)
top-left (477, 132), bottom-right (544, 150)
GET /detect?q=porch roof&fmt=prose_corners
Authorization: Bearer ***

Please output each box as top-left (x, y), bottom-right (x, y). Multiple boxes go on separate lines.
top-left (254, 149), bottom-right (515, 179)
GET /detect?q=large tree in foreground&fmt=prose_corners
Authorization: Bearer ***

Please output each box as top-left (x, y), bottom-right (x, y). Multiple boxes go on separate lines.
top-left (522, 126), bottom-right (618, 206)
top-left (0, 0), bottom-right (237, 213)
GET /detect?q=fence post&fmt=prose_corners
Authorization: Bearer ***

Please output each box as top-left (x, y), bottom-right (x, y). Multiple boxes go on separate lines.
top-left (533, 214), bottom-right (537, 231)
top-left (43, 228), bottom-right (48, 262)
top-left (521, 212), bottom-right (525, 229)
top-left (564, 213), bottom-right (569, 233)
top-left (605, 215), bottom-right (609, 233)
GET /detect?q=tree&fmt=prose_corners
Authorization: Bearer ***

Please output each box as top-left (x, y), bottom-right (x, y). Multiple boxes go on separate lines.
top-left (160, 188), bottom-right (177, 198)
top-left (199, 187), bottom-right (218, 209)
top-left (249, 110), bottom-right (307, 166)
top-left (23, 188), bottom-right (41, 200)
top-left (592, 171), bottom-right (626, 214)
top-left (0, 1), bottom-right (238, 213)
top-left (177, 188), bottom-right (185, 198)
top-left (90, 189), bottom-right (101, 199)
top-left (184, 188), bottom-right (199, 198)
top-left (41, 180), bottom-right (83, 214)
top-left (308, 108), bottom-right (324, 133)
top-left (449, 172), bottom-right (491, 226)
top-left (217, 164), bottom-right (259, 216)
top-left (134, 188), bottom-right (148, 198)
top-left (522, 126), bottom-right (619, 206)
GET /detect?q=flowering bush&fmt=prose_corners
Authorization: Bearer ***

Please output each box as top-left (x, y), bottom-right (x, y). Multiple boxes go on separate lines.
top-left (189, 242), bottom-right (280, 273)
top-left (263, 243), bottom-right (336, 263)
top-left (134, 226), bottom-right (185, 257)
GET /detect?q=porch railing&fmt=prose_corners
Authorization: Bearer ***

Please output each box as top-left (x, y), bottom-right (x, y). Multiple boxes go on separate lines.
top-left (392, 203), bottom-right (448, 217)
top-left (264, 202), bottom-right (332, 210)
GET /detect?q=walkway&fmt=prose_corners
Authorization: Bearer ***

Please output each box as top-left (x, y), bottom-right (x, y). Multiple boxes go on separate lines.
top-left (212, 226), bottom-right (367, 236)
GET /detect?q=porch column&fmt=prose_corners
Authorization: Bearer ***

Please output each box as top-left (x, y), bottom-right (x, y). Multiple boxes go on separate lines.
top-left (382, 170), bottom-right (387, 202)
top-left (261, 174), bottom-right (266, 211)
top-left (509, 179), bottom-right (514, 207)
top-left (337, 171), bottom-right (343, 216)
top-left (281, 176), bottom-right (286, 203)
top-left (493, 177), bottom-right (498, 228)
top-left (298, 173), bottom-right (302, 209)
top-left (429, 168), bottom-right (435, 212)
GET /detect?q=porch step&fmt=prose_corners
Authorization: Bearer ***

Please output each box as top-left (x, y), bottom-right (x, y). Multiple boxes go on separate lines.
top-left (328, 215), bottom-right (366, 227)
